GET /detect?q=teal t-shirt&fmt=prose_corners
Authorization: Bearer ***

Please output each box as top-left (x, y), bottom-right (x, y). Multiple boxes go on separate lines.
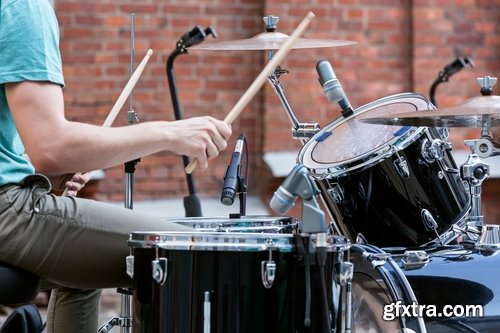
top-left (0, 0), bottom-right (65, 186)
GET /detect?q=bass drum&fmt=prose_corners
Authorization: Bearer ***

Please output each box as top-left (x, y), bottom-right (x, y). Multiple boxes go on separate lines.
top-left (299, 93), bottom-right (470, 248)
top-left (350, 244), bottom-right (500, 333)
top-left (129, 216), bottom-right (348, 333)
top-left (349, 244), bottom-right (426, 333)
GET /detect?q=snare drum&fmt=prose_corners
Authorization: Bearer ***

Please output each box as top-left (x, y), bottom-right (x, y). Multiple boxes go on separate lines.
top-left (129, 216), bottom-right (348, 333)
top-left (350, 244), bottom-right (500, 333)
top-left (299, 93), bottom-right (470, 248)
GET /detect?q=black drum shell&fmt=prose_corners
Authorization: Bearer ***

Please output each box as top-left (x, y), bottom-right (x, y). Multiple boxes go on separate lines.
top-left (326, 127), bottom-right (470, 248)
top-left (350, 245), bottom-right (500, 333)
top-left (404, 247), bottom-right (500, 332)
top-left (131, 233), bottom-right (338, 333)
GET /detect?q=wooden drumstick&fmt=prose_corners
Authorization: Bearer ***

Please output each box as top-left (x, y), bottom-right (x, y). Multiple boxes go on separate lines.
top-left (185, 11), bottom-right (315, 174)
top-left (103, 48), bottom-right (153, 127)
top-left (62, 49), bottom-right (153, 196)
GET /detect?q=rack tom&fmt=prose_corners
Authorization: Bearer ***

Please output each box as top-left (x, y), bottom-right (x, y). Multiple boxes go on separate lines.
top-left (299, 93), bottom-right (470, 248)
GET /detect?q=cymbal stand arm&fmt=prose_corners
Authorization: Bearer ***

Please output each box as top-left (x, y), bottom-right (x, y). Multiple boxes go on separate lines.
top-left (267, 67), bottom-right (320, 142)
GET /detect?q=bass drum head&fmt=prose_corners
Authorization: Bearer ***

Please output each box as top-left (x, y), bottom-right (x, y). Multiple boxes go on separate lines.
top-left (299, 93), bottom-right (432, 176)
top-left (350, 245), bottom-right (425, 333)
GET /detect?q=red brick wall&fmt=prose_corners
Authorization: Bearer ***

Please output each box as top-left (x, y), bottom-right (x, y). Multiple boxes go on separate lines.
top-left (55, 1), bottom-right (499, 205)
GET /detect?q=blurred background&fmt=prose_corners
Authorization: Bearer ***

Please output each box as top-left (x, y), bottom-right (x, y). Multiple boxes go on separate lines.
top-left (53, 0), bottom-right (499, 221)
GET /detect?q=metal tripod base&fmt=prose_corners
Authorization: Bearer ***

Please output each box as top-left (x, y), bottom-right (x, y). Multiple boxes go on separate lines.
top-left (98, 291), bottom-right (132, 333)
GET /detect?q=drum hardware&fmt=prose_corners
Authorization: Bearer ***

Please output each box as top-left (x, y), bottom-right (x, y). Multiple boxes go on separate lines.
top-left (420, 138), bottom-right (453, 164)
top-left (203, 291), bottom-right (211, 333)
top-left (125, 253), bottom-right (134, 279)
top-left (392, 147), bottom-right (411, 179)
top-left (327, 183), bottom-right (344, 204)
top-left (166, 25), bottom-right (217, 217)
top-left (261, 241), bottom-right (277, 288)
top-left (336, 261), bottom-right (354, 333)
top-left (421, 209), bottom-right (442, 245)
top-left (151, 257), bottom-right (168, 285)
top-left (401, 250), bottom-right (429, 270)
top-left (476, 224), bottom-right (500, 251)
top-left (268, 67), bottom-right (321, 140)
top-left (461, 153), bottom-right (489, 228)
top-left (267, 64), bottom-right (312, 137)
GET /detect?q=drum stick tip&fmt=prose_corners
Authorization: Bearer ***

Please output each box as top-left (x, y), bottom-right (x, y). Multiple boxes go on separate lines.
top-left (147, 49), bottom-right (153, 56)
top-left (306, 11), bottom-right (316, 19)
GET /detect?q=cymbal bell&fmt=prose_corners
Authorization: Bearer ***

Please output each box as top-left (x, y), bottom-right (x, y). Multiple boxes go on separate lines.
top-left (190, 31), bottom-right (356, 51)
top-left (360, 95), bottom-right (500, 128)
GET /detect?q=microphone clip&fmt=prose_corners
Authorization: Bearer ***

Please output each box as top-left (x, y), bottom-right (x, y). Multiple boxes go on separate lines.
top-left (176, 26), bottom-right (217, 53)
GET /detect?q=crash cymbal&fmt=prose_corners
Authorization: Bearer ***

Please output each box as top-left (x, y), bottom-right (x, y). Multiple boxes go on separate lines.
top-left (190, 31), bottom-right (356, 51)
top-left (360, 95), bottom-right (500, 128)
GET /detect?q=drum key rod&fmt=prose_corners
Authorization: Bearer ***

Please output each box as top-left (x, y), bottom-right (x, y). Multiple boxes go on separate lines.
top-left (203, 291), bottom-right (211, 333)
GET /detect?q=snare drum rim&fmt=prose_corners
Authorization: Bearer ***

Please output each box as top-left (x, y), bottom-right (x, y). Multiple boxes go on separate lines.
top-left (299, 93), bottom-right (434, 178)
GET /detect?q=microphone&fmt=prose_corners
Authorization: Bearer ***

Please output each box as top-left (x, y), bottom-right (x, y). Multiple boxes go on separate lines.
top-left (270, 164), bottom-right (311, 214)
top-left (316, 60), bottom-right (353, 117)
top-left (221, 134), bottom-right (245, 206)
top-left (270, 164), bottom-right (327, 233)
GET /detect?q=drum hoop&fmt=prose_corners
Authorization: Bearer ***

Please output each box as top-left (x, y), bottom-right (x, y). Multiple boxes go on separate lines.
top-left (299, 93), bottom-right (433, 177)
top-left (129, 231), bottom-right (350, 253)
top-left (351, 244), bottom-right (427, 332)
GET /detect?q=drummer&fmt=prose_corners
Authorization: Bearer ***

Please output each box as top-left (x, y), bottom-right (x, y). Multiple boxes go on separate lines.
top-left (0, 1), bottom-right (231, 332)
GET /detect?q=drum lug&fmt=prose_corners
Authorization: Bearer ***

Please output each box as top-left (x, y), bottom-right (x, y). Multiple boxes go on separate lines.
top-left (261, 260), bottom-right (276, 289)
top-left (126, 255), bottom-right (134, 279)
top-left (327, 183), bottom-right (344, 204)
top-left (152, 258), bottom-right (168, 285)
top-left (402, 250), bottom-right (429, 269)
top-left (261, 244), bottom-right (277, 289)
top-left (392, 149), bottom-right (410, 179)
top-left (335, 261), bottom-right (353, 285)
top-left (421, 209), bottom-right (438, 231)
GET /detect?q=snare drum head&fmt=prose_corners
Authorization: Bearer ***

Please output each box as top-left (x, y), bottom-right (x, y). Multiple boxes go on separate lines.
top-left (299, 93), bottom-right (432, 175)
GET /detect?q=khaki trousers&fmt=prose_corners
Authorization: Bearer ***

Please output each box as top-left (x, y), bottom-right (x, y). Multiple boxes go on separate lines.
top-left (0, 175), bottom-right (188, 332)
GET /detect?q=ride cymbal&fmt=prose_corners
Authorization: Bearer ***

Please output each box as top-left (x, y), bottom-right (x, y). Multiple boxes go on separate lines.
top-left (360, 95), bottom-right (500, 128)
top-left (190, 31), bottom-right (356, 51)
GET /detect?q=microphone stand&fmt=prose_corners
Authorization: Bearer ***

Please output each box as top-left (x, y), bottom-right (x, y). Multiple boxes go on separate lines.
top-left (429, 55), bottom-right (473, 107)
top-left (166, 26), bottom-right (217, 217)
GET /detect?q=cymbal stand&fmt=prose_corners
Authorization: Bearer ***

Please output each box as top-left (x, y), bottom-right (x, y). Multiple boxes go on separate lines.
top-left (460, 76), bottom-right (498, 234)
top-left (99, 14), bottom-right (137, 333)
top-left (263, 15), bottom-right (320, 142)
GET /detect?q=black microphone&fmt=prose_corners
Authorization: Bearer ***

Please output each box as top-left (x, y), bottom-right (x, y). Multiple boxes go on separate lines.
top-left (221, 134), bottom-right (245, 206)
top-left (316, 60), bottom-right (353, 118)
